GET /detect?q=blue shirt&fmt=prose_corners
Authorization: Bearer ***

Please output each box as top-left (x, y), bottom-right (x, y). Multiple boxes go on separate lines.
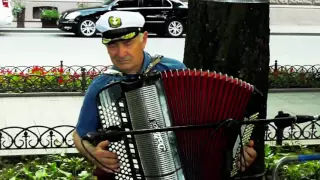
top-left (76, 51), bottom-right (187, 137)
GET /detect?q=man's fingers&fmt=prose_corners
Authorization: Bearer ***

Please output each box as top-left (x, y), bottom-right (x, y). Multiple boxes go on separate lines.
top-left (248, 140), bottom-right (254, 147)
top-left (245, 146), bottom-right (257, 159)
top-left (95, 149), bottom-right (118, 159)
top-left (97, 140), bottom-right (110, 150)
top-left (237, 149), bottom-right (251, 171)
top-left (100, 166), bottom-right (120, 173)
top-left (100, 157), bottom-right (120, 167)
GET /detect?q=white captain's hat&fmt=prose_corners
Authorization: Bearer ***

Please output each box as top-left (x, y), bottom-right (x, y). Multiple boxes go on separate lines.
top-left (96, 11), bottom-right (145, 44)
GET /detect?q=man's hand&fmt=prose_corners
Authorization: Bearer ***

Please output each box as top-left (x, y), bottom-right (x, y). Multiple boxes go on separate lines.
top-left (93, 140), bottom-right (120, 173)
top-left (236, 140), bottom-right (257, 172)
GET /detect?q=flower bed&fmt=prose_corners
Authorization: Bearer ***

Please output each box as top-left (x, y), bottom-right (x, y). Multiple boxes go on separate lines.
top-left (0, 65), bottom-right (108, 93)
top-left (0, 62), bottom-right (320, 93)
top-left (1, 144), bottom-right (320, 179)
top-left (269, 63), bottom-right (320, 88)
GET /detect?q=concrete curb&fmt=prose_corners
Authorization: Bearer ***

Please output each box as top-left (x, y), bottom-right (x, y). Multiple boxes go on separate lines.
top-left (0, 28), bottom-right (64, 33)
top-left (0, 88), bottom-right (319, 97)
top-left (0, 92), bottom-right (84, 97)
top-left (268, 88), bottom-right (320, 93)
top-left (271, 32), bottom-right (320, 36)
top-left (1, 28), bottom-right (320, 36)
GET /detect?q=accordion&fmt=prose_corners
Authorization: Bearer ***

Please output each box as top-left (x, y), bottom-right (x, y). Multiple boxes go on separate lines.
top-left (94, 69), bottom-right (258, 180)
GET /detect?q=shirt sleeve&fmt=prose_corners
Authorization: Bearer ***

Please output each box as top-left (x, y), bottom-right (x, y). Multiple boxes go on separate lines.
top-left (76, 81), bottom-right (101, 138)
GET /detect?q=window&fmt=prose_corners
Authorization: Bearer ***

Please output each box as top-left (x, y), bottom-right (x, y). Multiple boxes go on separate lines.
top-left (114, 0), bottom-right (138, 8)
top-left (33, 6), bottom-right (58, 19)
top-left (141, 0), bottom-right (162, 7)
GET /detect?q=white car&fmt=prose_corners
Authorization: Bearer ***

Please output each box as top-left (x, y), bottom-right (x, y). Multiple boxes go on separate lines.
top-left (0, 0), bottom-right (13, 26)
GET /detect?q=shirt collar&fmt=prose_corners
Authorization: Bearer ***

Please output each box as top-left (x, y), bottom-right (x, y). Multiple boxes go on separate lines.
top-left (111, 50), bottom-right (151, 75)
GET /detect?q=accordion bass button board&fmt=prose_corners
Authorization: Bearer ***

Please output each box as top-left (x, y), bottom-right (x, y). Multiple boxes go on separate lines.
top-left (96, 69), bottom-right (258, 180)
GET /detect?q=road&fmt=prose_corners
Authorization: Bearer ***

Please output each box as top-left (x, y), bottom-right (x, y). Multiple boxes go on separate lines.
top-left (0, 32), bottom-right (319, 67)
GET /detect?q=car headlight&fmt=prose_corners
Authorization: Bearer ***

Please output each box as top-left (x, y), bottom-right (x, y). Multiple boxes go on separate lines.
top-left (65, 12), bottom-right (80, 20)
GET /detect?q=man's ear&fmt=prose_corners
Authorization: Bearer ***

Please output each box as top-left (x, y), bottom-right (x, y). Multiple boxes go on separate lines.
top-left (141, 31), bottom-right (148, 47)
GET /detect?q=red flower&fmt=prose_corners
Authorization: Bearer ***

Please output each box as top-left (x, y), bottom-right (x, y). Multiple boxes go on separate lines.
top-left (58, 77), bottom-right (64, 84)
top-left (290, 67), bottom-right (294, 73)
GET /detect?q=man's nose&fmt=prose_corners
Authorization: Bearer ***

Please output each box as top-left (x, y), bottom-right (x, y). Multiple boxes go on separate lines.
top-left (115, 44), bottom-right (127, 58)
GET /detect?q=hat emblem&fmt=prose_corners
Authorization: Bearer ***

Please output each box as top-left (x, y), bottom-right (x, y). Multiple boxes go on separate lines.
top-left (108, 16), bottom-right (122, 28)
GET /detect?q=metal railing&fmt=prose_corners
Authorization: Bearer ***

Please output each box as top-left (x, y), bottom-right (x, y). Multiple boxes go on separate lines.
top-left (1, 61), bottom-right (320, 93)
top-left (0, 121), bottom-right (318, 152)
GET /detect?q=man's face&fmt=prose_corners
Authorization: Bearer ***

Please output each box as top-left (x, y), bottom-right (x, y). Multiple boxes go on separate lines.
top-left (106, 31), bottom-right (148, 74)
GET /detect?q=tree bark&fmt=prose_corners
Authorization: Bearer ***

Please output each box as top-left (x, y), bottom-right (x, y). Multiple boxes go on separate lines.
top-left (183, 1), bottom-right (270, 179)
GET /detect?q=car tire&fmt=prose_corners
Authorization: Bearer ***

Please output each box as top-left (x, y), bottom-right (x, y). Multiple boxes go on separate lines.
top-left (76, 18), bottom-right (97, 37)
top-left (165, 19), bottom-right (184, 37)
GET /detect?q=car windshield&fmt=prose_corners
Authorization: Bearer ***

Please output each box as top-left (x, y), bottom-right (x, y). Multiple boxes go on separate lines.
top-left (170, 0), bottom-right (187, 7)
top-left (103, 0), bottom-right (117, 5)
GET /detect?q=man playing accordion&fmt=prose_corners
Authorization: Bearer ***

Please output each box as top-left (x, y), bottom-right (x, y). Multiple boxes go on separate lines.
top-left (73, 10), bottom-right (257, 179)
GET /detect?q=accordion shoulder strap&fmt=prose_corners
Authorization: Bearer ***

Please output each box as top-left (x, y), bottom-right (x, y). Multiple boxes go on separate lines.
top-left (144, 54), bottom-right (163, 74)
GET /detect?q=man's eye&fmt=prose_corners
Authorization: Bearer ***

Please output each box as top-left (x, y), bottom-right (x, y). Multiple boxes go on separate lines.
top-left (124, 40), bottom-right (132, 45)
top-left (107, 44), bottom-right (116, 48)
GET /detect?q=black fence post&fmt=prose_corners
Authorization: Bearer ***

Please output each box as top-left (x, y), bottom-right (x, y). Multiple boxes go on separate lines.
top-left (274, 60), bottom-right (278, 73)
top-left (81, 68), bottom-right (86, 93)
top-left (274, 111), bottom-right (292, 146)
top-left (60, 61), bottom-right (63, 69)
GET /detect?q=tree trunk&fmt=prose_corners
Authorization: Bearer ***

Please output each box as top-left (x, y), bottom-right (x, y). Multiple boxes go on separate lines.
top-left (183, 1), bottom-right (270, 179)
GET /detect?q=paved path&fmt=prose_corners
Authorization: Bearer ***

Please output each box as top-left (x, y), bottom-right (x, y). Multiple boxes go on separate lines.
top-left (1, 32), bottom-right (320, 67)
top-left (1, 92), bottom-right (319, 128)
top-left (0, 92), bottom-right (319, 156)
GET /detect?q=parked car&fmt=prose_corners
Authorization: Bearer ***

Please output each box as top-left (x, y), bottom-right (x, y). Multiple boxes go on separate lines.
top-left (0, 0), bottom-right (13, 26)
top-left (58, 0), bottom-right (188, 37)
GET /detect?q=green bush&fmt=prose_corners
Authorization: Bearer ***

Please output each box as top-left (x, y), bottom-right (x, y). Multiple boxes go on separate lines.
top-left (1, 144), bottom-right (320, 179)
top-left (0, 153), bottom-right (94, 180)
top-left (265, 143), bottom-right (320, 180)
top-left (41, 9), bottom-right (60, 20)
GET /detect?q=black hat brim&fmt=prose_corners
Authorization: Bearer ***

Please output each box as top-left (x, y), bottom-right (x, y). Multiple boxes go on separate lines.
top-left (102, 27), bottom-right (143, 44)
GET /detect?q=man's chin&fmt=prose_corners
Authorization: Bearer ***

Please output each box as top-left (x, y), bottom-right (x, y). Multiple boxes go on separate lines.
top-left (117, 65), bottom-right (135, 73)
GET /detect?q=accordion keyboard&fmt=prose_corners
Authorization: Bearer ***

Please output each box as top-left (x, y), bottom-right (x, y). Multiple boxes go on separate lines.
top-left (98, 95), bottom-right (141, 179)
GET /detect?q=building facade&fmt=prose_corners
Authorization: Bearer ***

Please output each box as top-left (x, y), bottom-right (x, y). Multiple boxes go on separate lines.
top-left (22, 0), bottom-right (102, 21)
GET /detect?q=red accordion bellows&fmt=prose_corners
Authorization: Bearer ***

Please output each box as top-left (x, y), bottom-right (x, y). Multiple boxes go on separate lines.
top-left (160, 69), bottom-right (255, 180)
